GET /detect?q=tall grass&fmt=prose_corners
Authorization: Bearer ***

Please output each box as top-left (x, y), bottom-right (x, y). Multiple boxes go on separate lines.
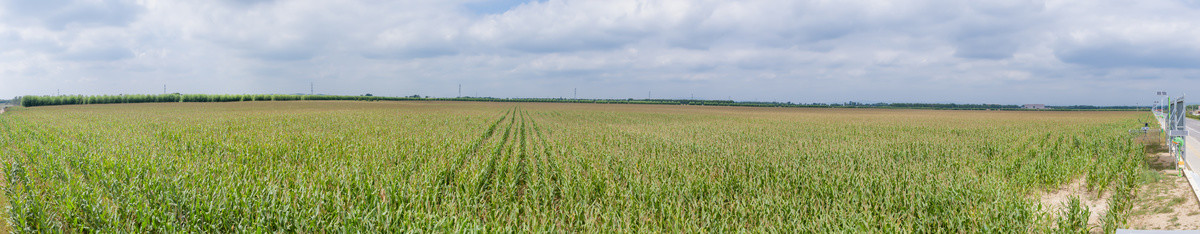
top-left (0, 101), bottom-right (1146, 232)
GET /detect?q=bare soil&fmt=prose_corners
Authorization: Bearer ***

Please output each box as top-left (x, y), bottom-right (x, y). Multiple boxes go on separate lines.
top-left (1038, 178), bottom-right (1111, 228)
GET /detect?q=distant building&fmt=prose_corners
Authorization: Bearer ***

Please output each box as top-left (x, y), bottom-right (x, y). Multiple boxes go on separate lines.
top-left (1022, 104), bottom-right (1046, 109)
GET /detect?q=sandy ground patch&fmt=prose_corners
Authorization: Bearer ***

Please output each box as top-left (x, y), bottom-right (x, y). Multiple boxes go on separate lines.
top-left (1038, 177), bottom-right (1111, 228)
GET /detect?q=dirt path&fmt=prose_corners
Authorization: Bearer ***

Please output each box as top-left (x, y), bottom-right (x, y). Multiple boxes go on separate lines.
top-left (1125, 148), bottom-right (1200, 230)
top-left (1127, 168), bottom-right (1200, 229)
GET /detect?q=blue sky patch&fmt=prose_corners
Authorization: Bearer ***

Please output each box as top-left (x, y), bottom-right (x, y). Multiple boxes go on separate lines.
top-left (464, 0), bottom-right (538, 15)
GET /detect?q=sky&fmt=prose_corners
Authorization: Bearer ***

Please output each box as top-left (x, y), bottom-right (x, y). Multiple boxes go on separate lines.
top-left (1, 0), bottom-right (1199, 105)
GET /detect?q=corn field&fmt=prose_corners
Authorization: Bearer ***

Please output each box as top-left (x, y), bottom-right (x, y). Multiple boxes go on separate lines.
top-left (0, 101), bottom-right (1147, 232)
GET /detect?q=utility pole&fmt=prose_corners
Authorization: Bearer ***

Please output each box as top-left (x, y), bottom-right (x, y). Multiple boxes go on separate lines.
top-left (648, 90), bottom-right (651, 100)
top-left (310, 82), bottom-right (314, 95)
top-left (574, 88), bottom-right (577, 99)
top-left (458, 84), bottom-right (462, 98)
top-left (163, 84), bottom-right (166, 94)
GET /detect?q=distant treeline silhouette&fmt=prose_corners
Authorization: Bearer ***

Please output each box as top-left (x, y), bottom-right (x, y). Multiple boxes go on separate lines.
top-left (17, 94), bottom-right (411, 107)
top-left (13, 94), bottom-right (1146, 111)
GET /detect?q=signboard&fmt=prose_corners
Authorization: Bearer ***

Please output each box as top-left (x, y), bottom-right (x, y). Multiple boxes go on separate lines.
top-left (1170, 96), bottom-right (1187, 136)
top-left (1172, 130), bottom-right (1190, 136)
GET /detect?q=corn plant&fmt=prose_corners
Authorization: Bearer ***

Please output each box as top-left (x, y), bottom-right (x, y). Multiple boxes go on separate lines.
top-left (0, 101), bottom-right (1147, 232)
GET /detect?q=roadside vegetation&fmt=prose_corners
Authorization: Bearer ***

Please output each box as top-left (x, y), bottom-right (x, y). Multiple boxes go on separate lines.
top-left (0, 101), bottom-right (1147, 232)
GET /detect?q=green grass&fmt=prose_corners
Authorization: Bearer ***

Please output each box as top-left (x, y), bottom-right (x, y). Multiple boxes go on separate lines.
top-left (0, 101), bottom-right (1147, 232)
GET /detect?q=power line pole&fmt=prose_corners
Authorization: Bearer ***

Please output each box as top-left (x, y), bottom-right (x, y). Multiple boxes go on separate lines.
top-left (163, 84), bottom-right (166, 94)
top-left (574, 88), bottom-right (577, 99)
top-left (458, 84), bottom-right (462, 98)
top-left (310, 82), bottom-right (314, 95)
top-left (648, 90), bottom-right (651, 99)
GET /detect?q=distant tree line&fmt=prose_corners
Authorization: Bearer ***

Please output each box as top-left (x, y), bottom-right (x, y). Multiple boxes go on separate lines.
top-left (17, 94), bottom-right (417, 107)
top-left (1049, 105), bottom-right (1146, 110)
top-left (15, 94), bottom-right (1150, 111)
top-left (884, 103), bottom-right (1017, 109)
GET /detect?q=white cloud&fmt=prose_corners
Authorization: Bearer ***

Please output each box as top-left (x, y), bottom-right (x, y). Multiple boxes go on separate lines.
top-left (1, 0), bottom-right (1199, 105)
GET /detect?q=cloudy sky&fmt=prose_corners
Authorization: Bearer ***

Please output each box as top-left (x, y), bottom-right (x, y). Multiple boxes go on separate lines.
top-left (1, 0), bottom-right (1199, 105)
